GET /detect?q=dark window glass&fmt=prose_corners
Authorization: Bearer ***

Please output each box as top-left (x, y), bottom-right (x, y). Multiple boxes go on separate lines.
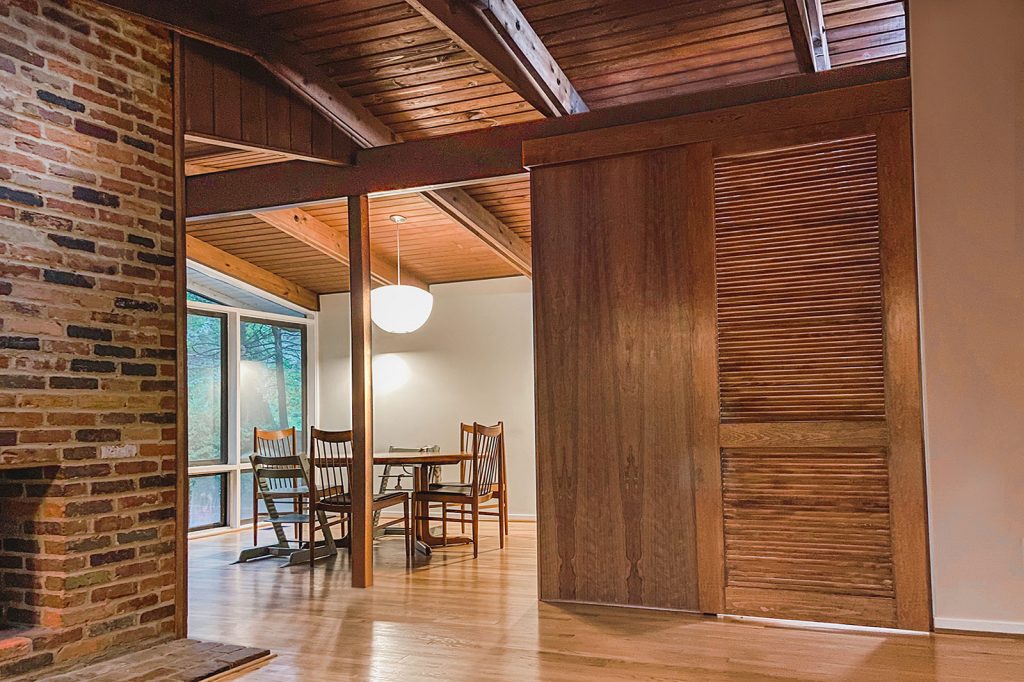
top-left (187, 311), bottom-right (228, 465)
top-left (188, 474), bottom-right (227, 531)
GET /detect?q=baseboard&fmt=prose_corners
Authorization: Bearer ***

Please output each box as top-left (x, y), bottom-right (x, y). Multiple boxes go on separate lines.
top-left (934, 618), bottom-right (1024, 636)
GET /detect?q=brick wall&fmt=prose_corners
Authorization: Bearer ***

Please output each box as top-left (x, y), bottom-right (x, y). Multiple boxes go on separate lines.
top-left (0, 0), bottom-right (177, 677)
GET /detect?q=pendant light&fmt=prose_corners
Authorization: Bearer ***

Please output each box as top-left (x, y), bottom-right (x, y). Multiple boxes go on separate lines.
top-left (370, 214), bottom-right (433, 334)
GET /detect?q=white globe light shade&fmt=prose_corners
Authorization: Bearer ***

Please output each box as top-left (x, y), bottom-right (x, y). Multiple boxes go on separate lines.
top-left (370, 284), bottom-right (433, 333)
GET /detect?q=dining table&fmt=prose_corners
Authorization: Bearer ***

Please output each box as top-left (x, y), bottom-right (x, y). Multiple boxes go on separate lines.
top-left (372, 450), bottom-right (472, 555)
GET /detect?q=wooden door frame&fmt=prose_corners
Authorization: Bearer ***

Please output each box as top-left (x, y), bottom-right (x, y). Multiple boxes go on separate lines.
top-left (525, 85), bottom-right (931, 630)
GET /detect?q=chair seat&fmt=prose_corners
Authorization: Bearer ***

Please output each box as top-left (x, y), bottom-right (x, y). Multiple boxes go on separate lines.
top-left (415, 488), bottom-right (493, 503)
top-left (428, 482), bottom-right (470, 491)
top-left (261, 486), bottom-right (308, 497)
top-left (319, 490), bottom-right (407, 510)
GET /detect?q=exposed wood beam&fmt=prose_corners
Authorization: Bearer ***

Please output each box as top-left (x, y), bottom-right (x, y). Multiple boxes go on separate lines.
top-left (420, 188), bottom-right (531, 276)
top-left (185, 234), bottom-right (319, 310)
top-left (783, 0), bottom-right (831, 73)
top-left (407, 0), bottom-right (586, 116)
top-left (251, 207), bottom-right (428, 290)
top-left (93, 0), bottom-right (397, 147)
top-left (186, 60), bottom-right (910, 218)
top-left (98, 1), bottom-right (530, 275)
top-left (347, 195), bottom-right (374, 589)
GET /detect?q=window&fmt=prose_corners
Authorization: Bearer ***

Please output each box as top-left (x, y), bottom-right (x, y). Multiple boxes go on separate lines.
top-left (189, 473), bottom-right (227, 531)
top-left (240, 319), bottom-right (306, 453)
top-left (187, 311), bottom-right (227, 465)
top-left (186, 289), bottom-right (221, 305)
top-left (185, 283), bottom-right (315, 535)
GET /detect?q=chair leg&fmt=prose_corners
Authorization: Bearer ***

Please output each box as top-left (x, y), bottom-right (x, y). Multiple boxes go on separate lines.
top-left (441, 503), bottom-right (448, 545)
top-left (498, 496), bottom-right (505, 550)
top-left (471, 500), bottom-right (479, 558)
top-left (309, 502), bottom-right (316, 569)
top-left (403, 497), bottom-right (411, 561)
top-left (252, 485), bottom-right (258, 547)
top-left (503, 486), bottom-right (510, 536)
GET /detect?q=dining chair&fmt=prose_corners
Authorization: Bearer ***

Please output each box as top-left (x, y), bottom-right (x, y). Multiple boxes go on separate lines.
top-left (251, 427), bottom-right (305, 547)
top-left (307, 428), bottom-right (412, 567)
top-left (414, 422), bottom-right (505, 558)
top-left (433, 422), bottom-right (508, 536)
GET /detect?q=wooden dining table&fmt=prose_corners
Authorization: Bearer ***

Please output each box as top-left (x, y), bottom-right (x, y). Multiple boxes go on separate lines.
top-left (372, 450), bottom-right (471, 555)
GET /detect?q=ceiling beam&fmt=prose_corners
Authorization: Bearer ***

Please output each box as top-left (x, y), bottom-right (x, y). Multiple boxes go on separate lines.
top-left (99, 0), bottom-right (530, 276)
top-left (92, 0), bottom-right (397, 147)
top-left (783, 0), bottom-right (831, 73)
top-left (421, 188), bottom-right (531, 275)
top-left (185, 235), bottom-right (319, 310)
top-left (407, 0), bottom-right (586, 116)
top-left (251, 208), bottom-right (428, 290)
top-left (186, 60), bottom-right (910, 218)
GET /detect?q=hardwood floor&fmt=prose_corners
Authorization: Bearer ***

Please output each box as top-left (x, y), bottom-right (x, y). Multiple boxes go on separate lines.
top-left (189, 523), bottom-right (1023, 681)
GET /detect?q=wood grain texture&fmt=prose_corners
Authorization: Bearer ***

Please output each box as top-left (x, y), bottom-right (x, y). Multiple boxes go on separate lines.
top-left (251, 206), bottom-right (427, 289)
top-left (186, 61), bottom-right (910, 216)
top-left (185, 234), bottom-right (320, 310)
top-left (720, 421), bottom-right (889, 448)
top-left (532, 147), bottom-right (699, 610)
top-left (172, 32), bottom-right (189, 640)
top-left (714, 135), bottom-right (886, 422)
top-left (822, 0), bottom-right (906, 67)
top-left (348, 194), bottom-right (373, 588)
top-left (523, 77), bottom-right (909, 168)
top-left (181, 37), bottom-right (354, 165)
top-left (406, 0), bottom-right (586, 116)
top-left (708, 117), bottom-right (929, 629)
top-left (721, 448), bottom-right (897, 626)
top-left (876, 111), bottom-right (931, 631)
top-left (516, 0), bottom-right (801, 108)
top-left (685, 142), bottom-right (725, 614)
top-left (188, 524), bottom-right (1024, 681)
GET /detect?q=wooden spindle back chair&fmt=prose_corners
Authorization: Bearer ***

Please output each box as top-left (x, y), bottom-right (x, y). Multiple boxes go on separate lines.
top-left (450, 422), bottom-right (508, 535)
top-left (251, 427), bottom-right (304, 546)
top-left (414, 422), bottom-right (506, 558)
top-left (308, 428), bottom-right (412, 566)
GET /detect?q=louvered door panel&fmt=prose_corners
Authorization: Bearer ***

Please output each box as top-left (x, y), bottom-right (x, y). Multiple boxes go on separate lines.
top-left (712, 131), bottom-right (907, 628)
top-left (715, 136), bottom-right (885, 422)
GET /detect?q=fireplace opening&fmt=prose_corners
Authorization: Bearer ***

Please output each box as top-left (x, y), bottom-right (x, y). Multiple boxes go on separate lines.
top-left (1, 467), bottom-right (56, 633)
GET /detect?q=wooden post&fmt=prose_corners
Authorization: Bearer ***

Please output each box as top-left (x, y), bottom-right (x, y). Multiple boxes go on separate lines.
top-left (172, 32), bottom-right (189, 639)
top-left (348, 194), bottom-right (373, 588)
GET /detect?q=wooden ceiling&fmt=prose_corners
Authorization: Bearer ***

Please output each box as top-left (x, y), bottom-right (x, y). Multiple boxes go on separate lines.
top-left (823, 0), bottom-right (906, 67)
top-left (244, 0), bottom-right (545, 141)
top-left (187, 191), bottom-right (519, 295)
top-left (176, 0), bottom-right (906, 299)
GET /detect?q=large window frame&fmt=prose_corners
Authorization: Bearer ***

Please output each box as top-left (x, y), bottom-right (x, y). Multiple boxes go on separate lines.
top-left (186, 293), bottom-right (318, 535)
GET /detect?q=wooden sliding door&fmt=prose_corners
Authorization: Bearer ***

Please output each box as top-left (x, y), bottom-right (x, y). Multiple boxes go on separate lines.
top-left (528, 88), bottom-right (930, 629)
top-left (532, 147), bottom-right (703, 610)
top-left (706, 114), bottom-right (930, 630)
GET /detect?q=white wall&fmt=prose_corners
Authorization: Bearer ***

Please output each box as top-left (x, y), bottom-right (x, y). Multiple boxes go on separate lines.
top-left (317, 277), bottom-right (537, 517)
top-left (911, 0), bottom-right (1024, 634)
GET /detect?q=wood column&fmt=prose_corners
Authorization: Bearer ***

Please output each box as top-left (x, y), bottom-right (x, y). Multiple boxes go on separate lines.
top-left (348, 194), bottom-right (373, 588)
top-left (172, 32), bottom-right (189, 638)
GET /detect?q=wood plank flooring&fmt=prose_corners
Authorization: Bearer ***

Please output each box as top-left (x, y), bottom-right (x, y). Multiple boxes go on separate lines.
top-left (188, 523), bottom-right (1023, 681)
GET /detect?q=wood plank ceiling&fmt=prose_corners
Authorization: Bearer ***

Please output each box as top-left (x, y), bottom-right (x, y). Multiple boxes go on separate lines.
top-left (187, 192), bottom-right (519, 294)
top-left (184, 0), bottom-right (906, 294)
top-left (245, 0), bottom-right (545, 141)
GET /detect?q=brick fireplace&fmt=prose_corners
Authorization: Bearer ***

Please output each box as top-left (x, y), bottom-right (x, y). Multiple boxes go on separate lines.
top-left (0, 0), bottom-right (179, 677)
